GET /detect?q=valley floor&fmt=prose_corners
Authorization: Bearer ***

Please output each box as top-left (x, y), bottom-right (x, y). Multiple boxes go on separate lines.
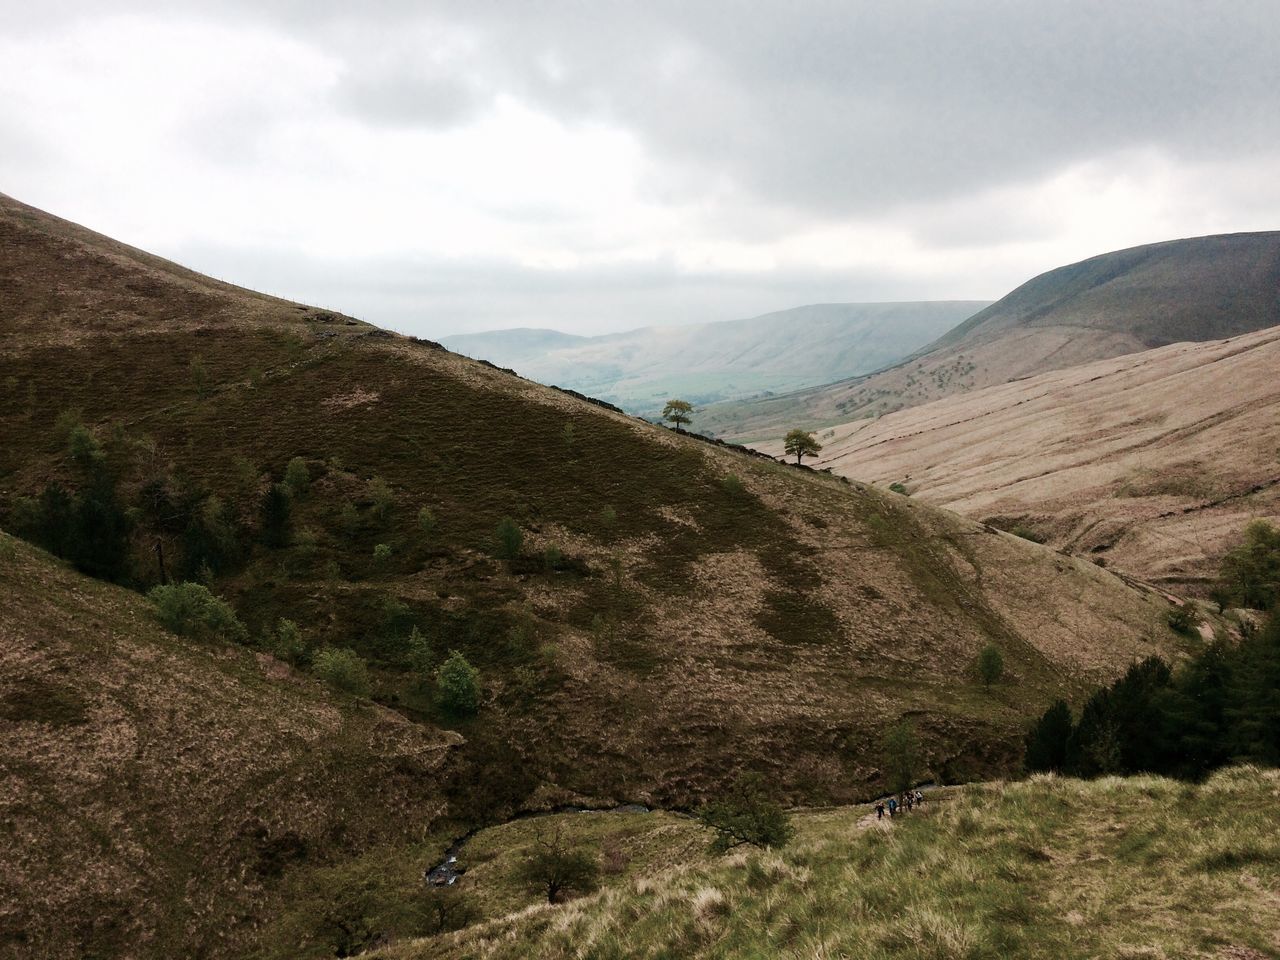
top-left (375, 768), bottom-right (1280, 960)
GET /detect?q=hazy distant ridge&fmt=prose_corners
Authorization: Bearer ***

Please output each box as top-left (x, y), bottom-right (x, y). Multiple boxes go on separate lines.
top-left (442, 301), bottom-right (989, 415)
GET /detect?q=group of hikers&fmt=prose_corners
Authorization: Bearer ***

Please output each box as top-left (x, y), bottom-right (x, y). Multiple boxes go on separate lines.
top-left (874, 789), bottom-right (925, 819)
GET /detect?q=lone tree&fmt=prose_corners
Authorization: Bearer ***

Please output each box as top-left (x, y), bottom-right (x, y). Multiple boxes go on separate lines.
top-left (661, 399), bottom-right (693, 432)
top-left (437, 649), bottom-right (480, 715)
top-left (495, 517), bottom-right (523, 562)
top-left (882, 719), bottom-right (922, 795)
top-left (976, 643), bottom-right (1005, 690)
top-left (516, 826), bottom-right (600, 903)
top-left (696, 772), bottom-right (793, 852)
top-left (783, 429), bottom-right (823, 465)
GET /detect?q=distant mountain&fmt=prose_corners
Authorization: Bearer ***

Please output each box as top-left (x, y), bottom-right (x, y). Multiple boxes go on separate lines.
top-left (442, 301), bottom-right (989, 416)
top-left (700, 232), bottom-right (1280, 441)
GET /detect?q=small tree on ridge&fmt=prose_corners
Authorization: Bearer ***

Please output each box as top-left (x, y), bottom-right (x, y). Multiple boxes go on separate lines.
top-left (661, 399), bottom-right (693, 432)
top-left (783, 429), bottom-right (823, 465)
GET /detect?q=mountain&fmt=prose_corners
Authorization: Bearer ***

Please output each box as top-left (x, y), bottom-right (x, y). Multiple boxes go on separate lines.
top-left (761, 325), bottom-right (1280, 593)
top-left (441, 301), bottom-right (988, 416)
top-left (0, 193), bottom-right (1183, 957)
top-left (699, 232), bottom-right (1280, 441)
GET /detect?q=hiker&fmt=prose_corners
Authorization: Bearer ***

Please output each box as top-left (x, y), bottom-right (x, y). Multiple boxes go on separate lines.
top-left (875, 800), bottom-right (885, 820)
top-left (887, 797), bottom-right (898, 818)
top-left (904, 792), bottom-right (913, 812)
top-left (915, 789), bottom-right (925, 807)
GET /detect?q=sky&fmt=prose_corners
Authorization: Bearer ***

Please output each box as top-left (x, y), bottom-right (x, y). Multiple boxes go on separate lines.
top-left (2, 1), bottom-right (1279, 337)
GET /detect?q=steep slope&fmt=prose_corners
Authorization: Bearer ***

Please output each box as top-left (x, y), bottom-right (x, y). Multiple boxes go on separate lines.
top-left (763, 326), bottom-right (1280, 592)
top-left (0, 193), bottom-right (1191, 955)
top-left (442, 301), bottom-right (986, 416)
top-left (700, 231), bottom-right (1280, 441)
top-left (0, 532), bottom-right (457, 960)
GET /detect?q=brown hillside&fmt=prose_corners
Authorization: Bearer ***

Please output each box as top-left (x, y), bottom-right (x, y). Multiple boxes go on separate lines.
top-left (766, 326), bottom-right (1280, 592)
top-left (0, 194), bottom-right (1192, 956)
top-left (701, 231), bottom-right (1280, 441)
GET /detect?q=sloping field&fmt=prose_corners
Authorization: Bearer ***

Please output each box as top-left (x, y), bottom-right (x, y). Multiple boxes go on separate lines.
top-left (764, 326), bottom-right (1280, 591)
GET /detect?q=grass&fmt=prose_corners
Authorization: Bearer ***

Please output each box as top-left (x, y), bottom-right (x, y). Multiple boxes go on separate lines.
top-left (382, 768), bottom-right (1280, 960)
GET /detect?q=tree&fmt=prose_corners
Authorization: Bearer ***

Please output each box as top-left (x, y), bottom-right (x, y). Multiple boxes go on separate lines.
top-left (661, 399), bottom-right (693, 432)
top-left (516, 826), bottom-right (600, 903)
top-left (312, 647), bottom-right (371, 696)
top-left (976, 644), bottom-right (1005, 689)
top-left (1219, 520), bottom-right (1280, 610)
top-left (495, 517), bottom-right (523, 561)
top-left (882, 719), bottom-right (922, 795)
top-left (1024, 700), bottom-right (1073, 773)
top-left (696, 773), bottom-right (794, 853)
top-left (418, 506), bottom-right (436, 539)
top-left (260, 483), bottom-right (292, 548)
top-left (783, 429), bottom-right (823, 465)
top-left (437, 649), bottom-right (480, 715)
top-left (368, 476), bottom-right (395, 525)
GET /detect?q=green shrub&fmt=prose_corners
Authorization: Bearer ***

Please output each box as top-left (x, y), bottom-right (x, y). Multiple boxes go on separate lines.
top-left (67, 424), bottom-right (103, 468)
top-left (418, 506), bottom-right (436, 538)
top-left (373, 542), bottom-right (392, 564)
top-left (368, 476), bottom-right (395, 524)
top-left (1167, 604), bottom-right (1199, 635)
top-left (1219, 520), bottom-right (1280, 610)
top-left (339, 500), bottom-right (360, 538)
top-left (1010, 525), bottom-right (1047, 544)
top-left (148, 582), bottom-right (248, 643)
top-left (721, 474), bottom-right (745, 495)
top-left (284, 456), bottom-right (310, 498)
top-left (495, 517), bottom-right (523, 561)
top-left (407, 626), bottom-right (433, 678)
top-left (260, 483), bottom-right (292, 548)
top-left (271, 618), bottom-right (309, 666)
top-left (437, 649), bottom-right (480, 715)
top-left (888, 482), bottom-right (910, 496)
top-left (312, 647), bottom-right (371, 697)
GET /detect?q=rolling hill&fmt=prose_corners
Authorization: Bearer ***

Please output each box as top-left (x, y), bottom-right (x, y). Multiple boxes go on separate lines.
top-left (441, 301), bottom-right (987, 416)
top-left (760, 326), bottom-right (1280, 594)
top-left (0, 193), bottom-right (1189, 957)
top-left (699, 231), bottom-right (1280, 441)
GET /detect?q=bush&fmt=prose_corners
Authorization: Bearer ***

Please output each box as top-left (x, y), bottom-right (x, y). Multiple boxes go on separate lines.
top-left (1010, 525), bottom-right (1047, 544)
top-left (260, 483), bottom-right (292, 548)
top-left (721, 474), bottom-right (745, 496)
top-left (418, 506), bottom-right (436, 538)
top-left (284, 457), bottom-right (310, 499)
top-left (373, 542), bottom-right (392, 564)
top-left (67, 424), bottom-right (103, 468)
top-left (368, 476), bottom-right (394, 525)
top-left (149, 582), bottom-right (248, 643)
top-left (1219, 520), bottom-right (1280, 610)
top-left (271, 618), bottom-right (309, 666)
top-left (495, 517), bottom-right (523, 562)
top-left (437, 650), bottom-right (480, 715)
top-left (312, 647), bottom-right (371, 697)
top-left (697, 773), bottom-right (793, 853)
top-left (1167, 604), bottom-right (1199, 635)
top-left (888, 482), bottom-right (910, 495)
top-left (407, 626), bottom-right (433, 678)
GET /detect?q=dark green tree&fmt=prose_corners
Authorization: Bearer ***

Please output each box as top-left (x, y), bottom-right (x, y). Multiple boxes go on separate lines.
top-left (495, 517), bottom-right (523, 561)
top-left (1024, 700), bottom-right (1073, 773)
top-left (882, 718), bottom-right (922, 794)
top-left (516, 826), bottom-right (601, 903)
top-left (976, 644), bottom-right (1005, 689)
top-left (437, 650), bottom-right (480, 716)
top-left (260, 483), bottom-right (293, 548)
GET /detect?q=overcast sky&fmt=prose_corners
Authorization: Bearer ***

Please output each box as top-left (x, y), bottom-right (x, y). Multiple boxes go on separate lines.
top-left (3, 1), bottom-right (1279, 336)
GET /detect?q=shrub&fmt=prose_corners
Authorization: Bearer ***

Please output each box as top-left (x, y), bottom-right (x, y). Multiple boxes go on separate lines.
top-left (418, 506), bottom-right (436, 538)
top-left (1167, 604), bottom-right (1199, 635)
top-left (284, 457), bottom-right (310, 499)
top-left (368, 476), bottom-right (395, 524)
top-left (312, 647), bottom-right (371, 697)
top-left (373, 542), bottom-right (392, 564)
top-left (407, 626), bottom-right (433, 678)
top-left (271, 618), bottom-right (309, 666)
top-left (67, 424), bottom-right (103, 468)
top-left (339, 500), bottom-right (360, 538)
top-left (1219, 520), bottom-right (1280, 610)
top-left (697, 773), bottom-right (793, 853)
top-left (437, 649), bottom-right (480, 715)
top-left (888, 482), bottom-right (910, 496)
top-left (976, 644), bottom-right (1005, 689)
top-left (149, 582), bottom-right (248, 643)
top-left (721, 474), bottom-right (745, 496)
top-left (1010, 525), bottom-right (1046, 544)
top-left (1025, 700), bottom-right (1073, 773)
top-left (495, 517), bottom-right (523, 562)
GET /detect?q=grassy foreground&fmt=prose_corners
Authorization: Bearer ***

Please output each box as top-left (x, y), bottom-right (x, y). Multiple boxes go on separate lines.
top-left (381, 768), bottom-right (1280, 960)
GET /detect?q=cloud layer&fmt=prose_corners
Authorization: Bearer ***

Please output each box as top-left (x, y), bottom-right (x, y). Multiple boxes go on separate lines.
top-left (3, 1), bottom-right (1279, 334)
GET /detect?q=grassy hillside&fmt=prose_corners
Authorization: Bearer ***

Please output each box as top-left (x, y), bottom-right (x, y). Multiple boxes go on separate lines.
top-left (380, 768), bottom-right (1280, 960)
top-left (0, 532), bottom-right (458, 960)
top-left (700, 231), bottom-right (1280, 442)
top-left (443, 301), bottom-right (987, 417)
top-left (760, 326), bottom-right (1280, 594)
top-left (0, 193), bottom-right (1197, 956)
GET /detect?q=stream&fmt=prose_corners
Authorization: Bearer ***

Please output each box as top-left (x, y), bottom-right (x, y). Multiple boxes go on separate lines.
top-left (424, 803), bottom-right (652, 886)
